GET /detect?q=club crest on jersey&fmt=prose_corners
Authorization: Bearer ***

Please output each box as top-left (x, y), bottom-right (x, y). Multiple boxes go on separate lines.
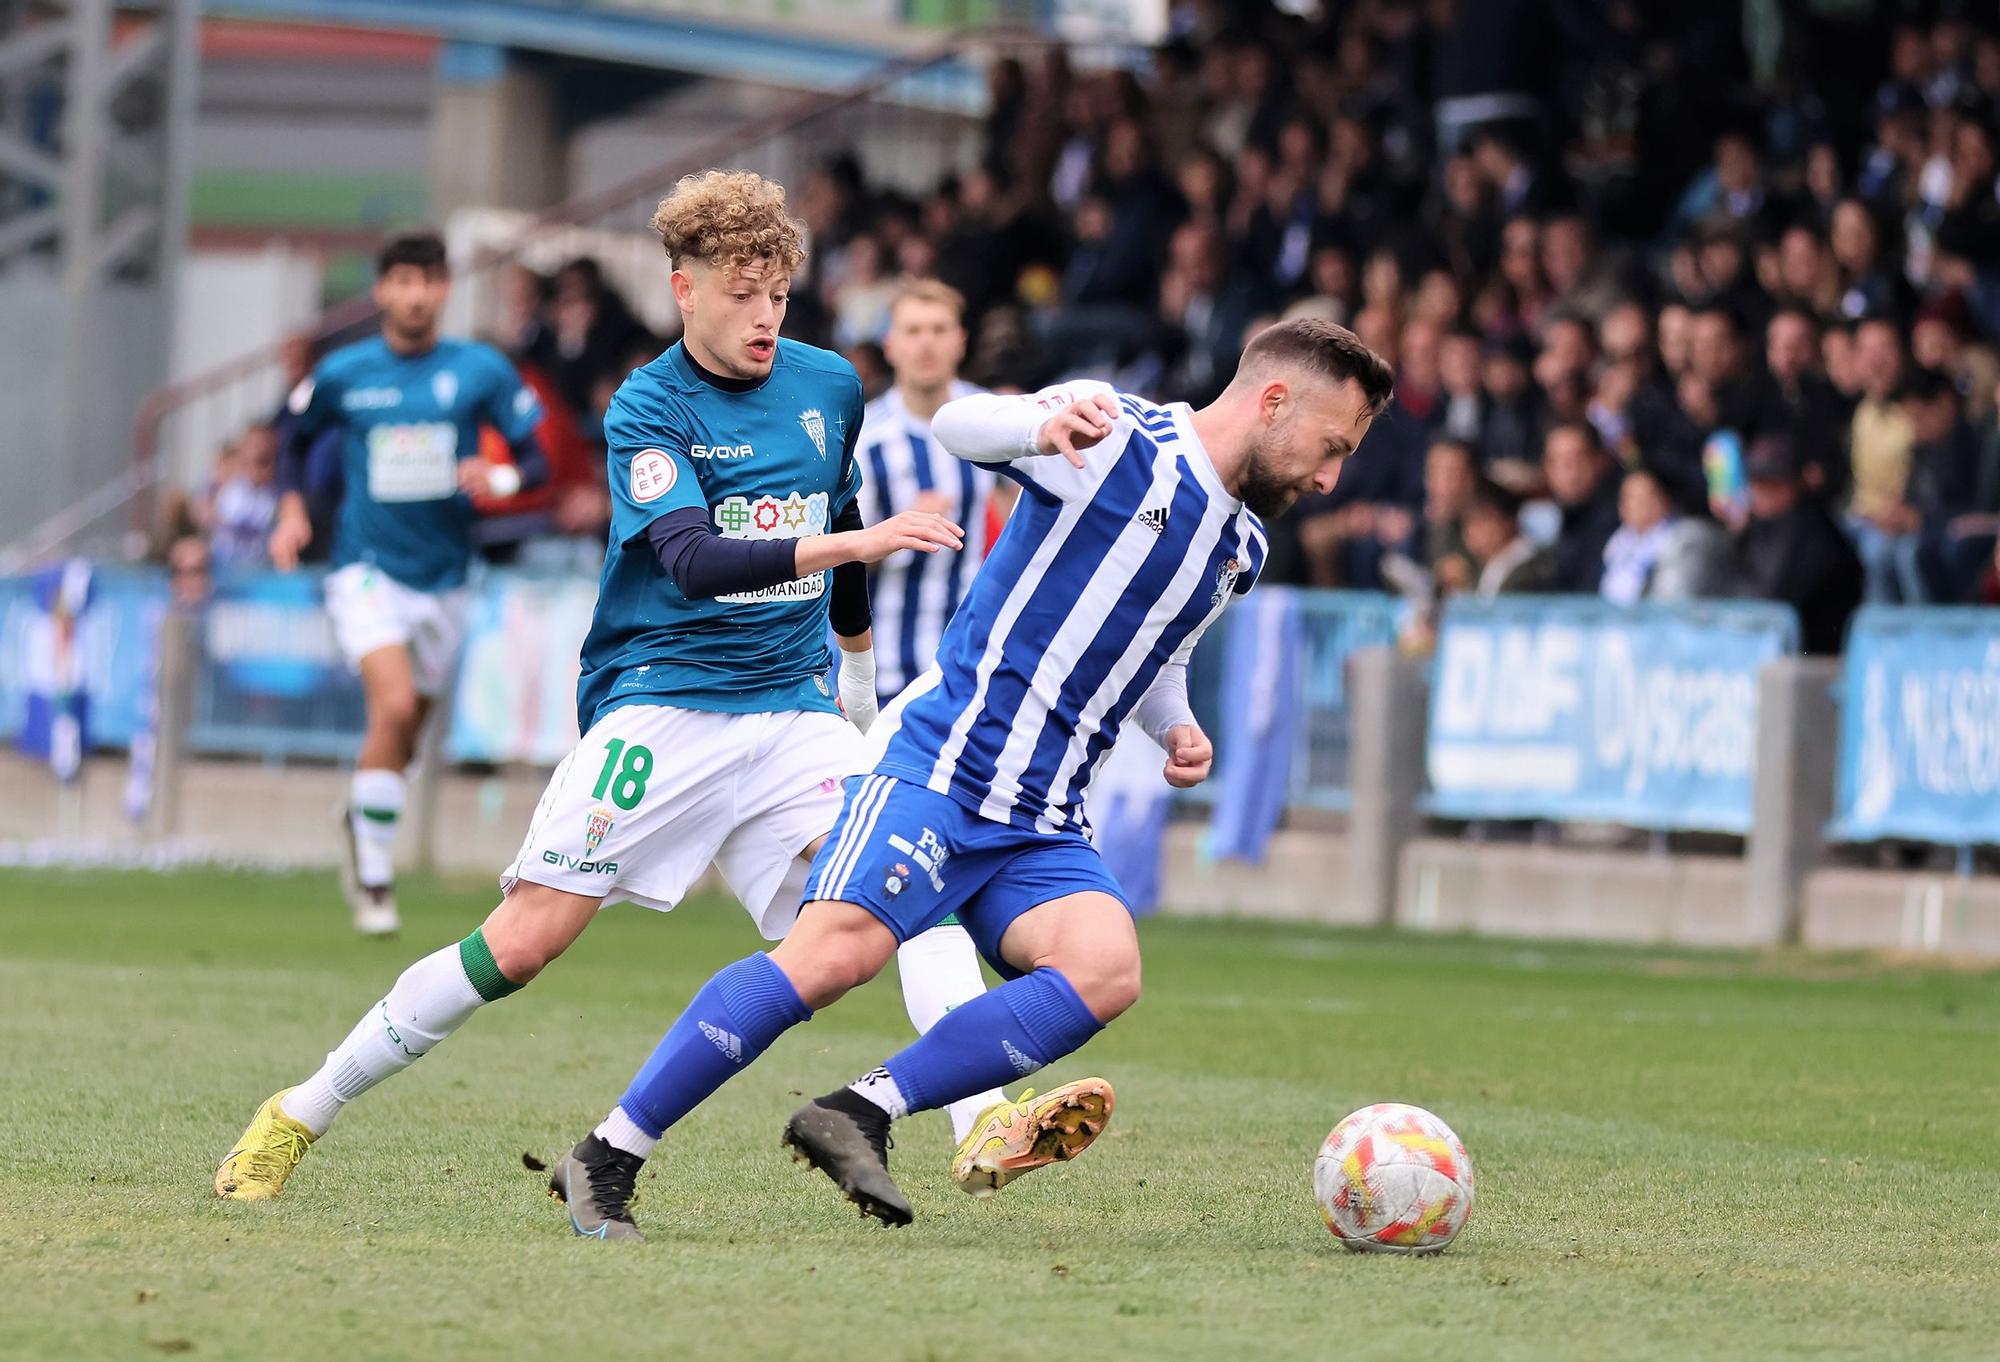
top-left (584, 807), bottom-right (614, 855)
top-left (1211, 557), bottom-right (1243, 605)
top-left (799, 408), bottom-right (827, 459)
top-left (431, 371), bottom-right (459, 409)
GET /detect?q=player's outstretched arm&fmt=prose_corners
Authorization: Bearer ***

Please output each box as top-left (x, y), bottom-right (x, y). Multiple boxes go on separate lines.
top-left (794, 509), bottom-right (963, 574)
top-left (648, 508), bottom-right (961, 601)
top-left (932, 385), bottom-right (1122, 470)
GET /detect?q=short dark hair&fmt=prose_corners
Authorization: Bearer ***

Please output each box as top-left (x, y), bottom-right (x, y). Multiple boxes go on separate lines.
top-left (1896, 366), bottom-right (1958, 406)
top-left (377, 230), bottom-right (448, 278)
top-left (1768, 304), bottom-right (1820, 336)
top-left (1545, 419), bottom-right (1605, 457)
top-left (1467, 478), bottom-right (1522, 522)
top-left (1427, 435), bottom-right (1477, 466)
top-left (1236, 318), bottom-right (1395, 416)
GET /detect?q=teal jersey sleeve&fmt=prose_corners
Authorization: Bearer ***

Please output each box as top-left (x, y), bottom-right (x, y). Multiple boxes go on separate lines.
top-left (286, 360), bottom-right (343, 438)
top-left (474, 346), bottom-right (542, 445)
top-left (834, 380), bottom-right (865, 514)
top-left (604, 386), bottom-right (704, 543)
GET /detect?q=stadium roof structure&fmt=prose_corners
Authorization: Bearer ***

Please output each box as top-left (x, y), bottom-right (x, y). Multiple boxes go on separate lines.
top-left (203, 0), bottom-right (989, 111)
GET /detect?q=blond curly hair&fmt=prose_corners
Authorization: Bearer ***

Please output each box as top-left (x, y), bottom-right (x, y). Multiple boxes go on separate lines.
top-left (650, 170), bottom-right (808, 275)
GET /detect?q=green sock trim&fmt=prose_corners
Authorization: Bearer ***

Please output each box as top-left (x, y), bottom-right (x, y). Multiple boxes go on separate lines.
top-left (357, 807), bottom-right (400, 824)
top-left (458, 929), bottom-right (522, 1001)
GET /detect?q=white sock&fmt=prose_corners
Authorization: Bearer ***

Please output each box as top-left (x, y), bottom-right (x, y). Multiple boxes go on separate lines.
top-left (848, 1066), bottom-right (911, 1120)
top-left (594, 1106), bottom-right (657, 1158)
top-left (280, 939), bottom-right (486, 1136)
top-left (896, 924), bottom-right (1006, 1141)
top-left (349, 768), bottom-right (406, 889)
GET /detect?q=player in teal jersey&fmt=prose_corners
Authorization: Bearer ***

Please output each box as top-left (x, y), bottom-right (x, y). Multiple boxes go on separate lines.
top-left (270, 231), bottom-right (548, 935)
top-left (216, 173), bottom-right (1110, 1230)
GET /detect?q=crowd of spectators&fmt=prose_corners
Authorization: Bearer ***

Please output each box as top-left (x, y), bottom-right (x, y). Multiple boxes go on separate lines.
top-left (781, 0), bottom-right (2000, 652)
top-left (170, 0), bottom-right (2000, 653)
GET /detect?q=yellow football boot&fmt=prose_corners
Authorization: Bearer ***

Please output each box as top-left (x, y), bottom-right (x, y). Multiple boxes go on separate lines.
top-left (950, 1077), bottom-right (1115, 1199)
top-left (214, 1088), bottom-right (315, 1201)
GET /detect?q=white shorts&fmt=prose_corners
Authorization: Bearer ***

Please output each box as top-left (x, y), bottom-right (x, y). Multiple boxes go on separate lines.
top-left (324, 563), bottom-right (468, 697)
top-left (502, 703), bottom-right (865, 939)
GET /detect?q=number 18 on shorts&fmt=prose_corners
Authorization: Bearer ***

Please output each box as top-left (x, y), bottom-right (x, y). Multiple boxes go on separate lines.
top-left (502, 704), bottom-right (863, 935)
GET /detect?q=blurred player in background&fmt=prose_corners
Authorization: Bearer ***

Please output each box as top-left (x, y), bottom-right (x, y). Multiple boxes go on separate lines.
top-left (853, 278), bottom-right (1020, 1145)
top-left (269, 231), bottom-right (548, 935)
top-left (558, 319), bottom-right (1392, 1227)
top-left (857, 279), bottom-right (1007, 703)
top-left (218, 172), bottom-right (1106, 1235)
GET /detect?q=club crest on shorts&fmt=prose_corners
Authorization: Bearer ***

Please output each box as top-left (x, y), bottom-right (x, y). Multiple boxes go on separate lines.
top-left (799, 408), bottom-right (827, 459)
top-left (584, 807), bottom-right (615, 855)
top-left (885, 862), bottom-right (911, 896)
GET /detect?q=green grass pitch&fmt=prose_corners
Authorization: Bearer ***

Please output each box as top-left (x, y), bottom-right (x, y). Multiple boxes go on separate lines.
top-left (1, 868), bottom-right (1995, 1361)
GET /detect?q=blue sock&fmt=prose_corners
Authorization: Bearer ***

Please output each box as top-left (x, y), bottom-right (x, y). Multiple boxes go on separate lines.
top-left (879, 968), bottom-right (1103, 1115)
top-left (617, 953), bottom-right (811, 1138)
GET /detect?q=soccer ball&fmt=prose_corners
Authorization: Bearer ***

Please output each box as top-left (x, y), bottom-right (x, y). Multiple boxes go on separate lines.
top-left (1313, 1102), bottom-right (1475, 1255)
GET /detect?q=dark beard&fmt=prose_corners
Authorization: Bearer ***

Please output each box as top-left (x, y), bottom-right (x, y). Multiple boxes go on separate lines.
top-left (1237, 448), bottom-right (1298, 518)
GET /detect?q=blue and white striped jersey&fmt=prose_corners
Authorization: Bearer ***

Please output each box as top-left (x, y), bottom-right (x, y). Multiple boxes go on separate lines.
top-left (856, 382), bottom-right (998, 699)
top-left (877, 381), bottom-right (1267, 835)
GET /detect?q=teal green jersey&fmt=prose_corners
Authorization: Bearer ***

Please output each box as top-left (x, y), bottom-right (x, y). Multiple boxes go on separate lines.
top-left (288, 335), bottom-right (541, 591)
top-left (576, 339), bottom-right (865, 732)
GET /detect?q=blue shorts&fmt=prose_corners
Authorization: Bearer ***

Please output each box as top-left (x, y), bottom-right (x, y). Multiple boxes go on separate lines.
top-left (802, 774), bottom-right (1129, 977)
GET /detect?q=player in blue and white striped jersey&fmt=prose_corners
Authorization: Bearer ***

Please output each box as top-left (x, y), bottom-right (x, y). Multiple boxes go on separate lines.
top-left (589, 318), bottom-right (1395, 1224)
top-left (854, 280), bottom-right (1007, 703)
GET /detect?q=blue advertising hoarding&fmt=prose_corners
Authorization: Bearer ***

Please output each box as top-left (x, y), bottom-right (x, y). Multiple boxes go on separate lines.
top-left (1832, 607), bottom-right (2000, 847)
top-left (0, 564), bottom-right (167, 753)
top-left (188, 568), bottom-right (365, 759)
top-left (1426, 598), bottom-right (1798, 833)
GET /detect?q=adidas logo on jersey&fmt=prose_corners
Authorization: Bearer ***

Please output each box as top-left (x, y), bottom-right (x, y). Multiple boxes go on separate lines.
top-left (1136, 505), bottom-right (1170, 535)
top-left (699, 1022), bottom-right (745, 1063)
top-left (1002, 1039), bottom-right (1040, 1076)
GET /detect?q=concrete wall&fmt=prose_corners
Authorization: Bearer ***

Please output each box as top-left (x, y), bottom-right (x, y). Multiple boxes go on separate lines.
top-left (1158, 824), bottom-right (1374, 926)
top-left (1801, 868), bottom-right (2000, 957)
top-left (7, 750), bottom-right (1997, 962)
top-left (1396, 838), bottom-right (1757, 947)
top-left (0, 271), bottom-right (166, 553)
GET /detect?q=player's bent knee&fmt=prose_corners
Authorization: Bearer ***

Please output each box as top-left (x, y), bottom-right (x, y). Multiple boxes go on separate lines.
top-left (369, 688), bottom-right (421, 737)
top-left (769, 901), bottom-right (896, 1008)
top-left (1061, 954), bottom-right (1141, 1022)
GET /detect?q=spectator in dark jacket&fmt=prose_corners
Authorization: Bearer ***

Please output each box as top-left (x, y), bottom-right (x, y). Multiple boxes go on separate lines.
top-left (1732, 435), bottom-right (1865, 656)
top-left (1543, 420), bottom-right (1621, 592)
top-left (1749, 306), bottom-right (1851, 498)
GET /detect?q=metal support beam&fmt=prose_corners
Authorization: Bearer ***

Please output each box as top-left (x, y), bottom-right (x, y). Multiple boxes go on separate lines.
top-left (0, 0), bottom-right (198, 543)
